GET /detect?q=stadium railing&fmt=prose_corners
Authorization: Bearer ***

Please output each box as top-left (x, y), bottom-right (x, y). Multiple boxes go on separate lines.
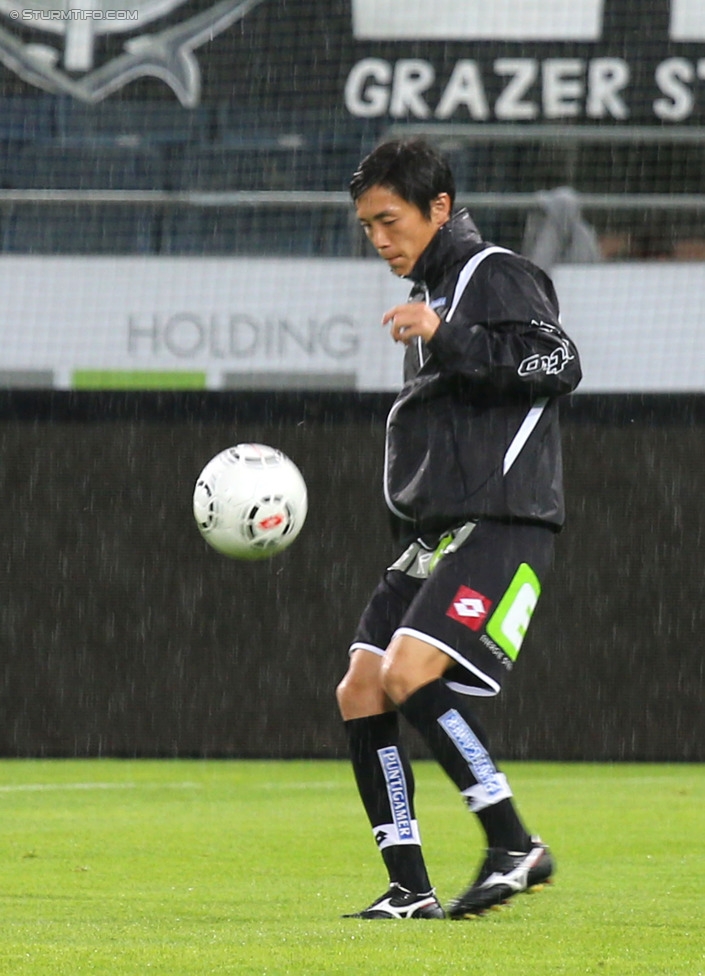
top-left (0, 112), bottom-right (703, 257)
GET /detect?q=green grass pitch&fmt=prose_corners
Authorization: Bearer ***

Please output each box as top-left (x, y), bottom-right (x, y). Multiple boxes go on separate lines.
top-left (0, 759), bottom-right (703, 975)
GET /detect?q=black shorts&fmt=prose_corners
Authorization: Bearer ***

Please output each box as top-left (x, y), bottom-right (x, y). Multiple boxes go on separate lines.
top-left (350, 520), bottom-right (555, 697)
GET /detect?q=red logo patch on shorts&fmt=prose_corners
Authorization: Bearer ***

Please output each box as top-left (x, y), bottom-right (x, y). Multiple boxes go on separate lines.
top-left (446, 586), bottom-right (492, 631)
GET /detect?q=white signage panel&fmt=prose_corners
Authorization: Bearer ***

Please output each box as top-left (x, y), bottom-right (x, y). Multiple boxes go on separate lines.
top-left (2, 256), bottom-right (705, 393)
top-left (352, 0), bottom-right (604, 41)
top-left (553, 263), bottom-right (705, 393)
top-left (0, 256), bottom-right (409, 391)
top-left (670, 0), bottom-right (705, 40)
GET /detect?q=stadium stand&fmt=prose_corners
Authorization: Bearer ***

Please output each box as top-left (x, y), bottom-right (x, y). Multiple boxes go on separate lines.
top-left (53, 97), bottom-right (214, 147)
top-left (1, 142), bottom-right (165, 253)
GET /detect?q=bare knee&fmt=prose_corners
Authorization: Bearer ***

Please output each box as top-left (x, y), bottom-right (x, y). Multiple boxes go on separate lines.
top-left (380, 653), bottom-right (424, 704)
top-left (381, 634), bottom-right (449, 705)
top-left (379, 655), bottom-right (413, 705)
top-left (336, 650), bottom-right (390, 720)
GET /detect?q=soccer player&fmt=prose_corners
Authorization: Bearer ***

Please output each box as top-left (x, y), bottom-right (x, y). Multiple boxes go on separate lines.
top-left (337, 139), bottom-right (582, 920)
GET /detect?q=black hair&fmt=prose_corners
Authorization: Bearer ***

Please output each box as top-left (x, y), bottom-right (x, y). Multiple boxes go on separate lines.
top-left (349, 138), bottom-right (456, 218)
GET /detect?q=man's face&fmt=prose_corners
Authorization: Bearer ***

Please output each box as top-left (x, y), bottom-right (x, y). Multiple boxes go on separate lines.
top-left (355, 185), bottom-right (450, 277)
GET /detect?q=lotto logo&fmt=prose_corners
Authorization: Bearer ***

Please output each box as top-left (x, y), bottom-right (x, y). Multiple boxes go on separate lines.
top-left (446, 586), bottom-right (492, 631)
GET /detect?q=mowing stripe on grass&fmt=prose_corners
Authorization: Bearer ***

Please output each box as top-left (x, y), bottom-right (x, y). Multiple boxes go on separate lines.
top-left (0, 782), bottom-right (200, 793)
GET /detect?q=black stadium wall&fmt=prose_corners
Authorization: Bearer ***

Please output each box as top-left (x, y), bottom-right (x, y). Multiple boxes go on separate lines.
top-left (1, 391), bottom-right (703, 762)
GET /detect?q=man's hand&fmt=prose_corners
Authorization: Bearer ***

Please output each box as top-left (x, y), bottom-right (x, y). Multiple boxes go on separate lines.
top-left (382, 303), bottom-right (441, 344)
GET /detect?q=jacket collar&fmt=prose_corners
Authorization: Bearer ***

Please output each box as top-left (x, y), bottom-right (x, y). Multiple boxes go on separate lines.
top-left (407, 209), bottom-right (484, 288)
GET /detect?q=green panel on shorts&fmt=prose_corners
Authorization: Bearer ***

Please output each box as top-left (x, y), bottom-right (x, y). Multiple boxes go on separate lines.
top-left (485, 562), bottom-right (541, 661)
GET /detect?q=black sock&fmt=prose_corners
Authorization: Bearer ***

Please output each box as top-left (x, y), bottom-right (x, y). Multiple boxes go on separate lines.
top-left (476, 799), bottom-right (532, 851)
top-left (344, 713), bottom-right (432, 893)
top-left (398, 679), bottom-right (531, 851)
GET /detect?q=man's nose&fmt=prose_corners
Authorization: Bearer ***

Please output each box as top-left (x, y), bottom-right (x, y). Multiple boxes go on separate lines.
top-left (370, 225), bottom-right (390, 250)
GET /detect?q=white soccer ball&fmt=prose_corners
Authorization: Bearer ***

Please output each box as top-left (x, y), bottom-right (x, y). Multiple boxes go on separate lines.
top-left (193, 443), bottom-right (308, 560)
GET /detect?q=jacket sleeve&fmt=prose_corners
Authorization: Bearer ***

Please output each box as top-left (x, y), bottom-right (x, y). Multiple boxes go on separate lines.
top-left (424, 254), bottom-right (582, 398)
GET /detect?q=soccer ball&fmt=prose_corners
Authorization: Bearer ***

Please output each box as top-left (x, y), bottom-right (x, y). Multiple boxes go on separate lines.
top-left (193, 443), bottom-right (308, 560)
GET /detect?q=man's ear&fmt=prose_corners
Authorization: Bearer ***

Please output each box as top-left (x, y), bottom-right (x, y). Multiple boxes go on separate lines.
top-left (431, 192), bottom-right (452, 227)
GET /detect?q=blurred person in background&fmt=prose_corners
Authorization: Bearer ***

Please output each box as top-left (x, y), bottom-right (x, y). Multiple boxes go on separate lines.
top-left (521, 186), bottom-right (602, 274)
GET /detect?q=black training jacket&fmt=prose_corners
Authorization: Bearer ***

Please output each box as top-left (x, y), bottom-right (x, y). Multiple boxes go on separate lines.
top-left (384, 209), bottom-right (582, 540)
